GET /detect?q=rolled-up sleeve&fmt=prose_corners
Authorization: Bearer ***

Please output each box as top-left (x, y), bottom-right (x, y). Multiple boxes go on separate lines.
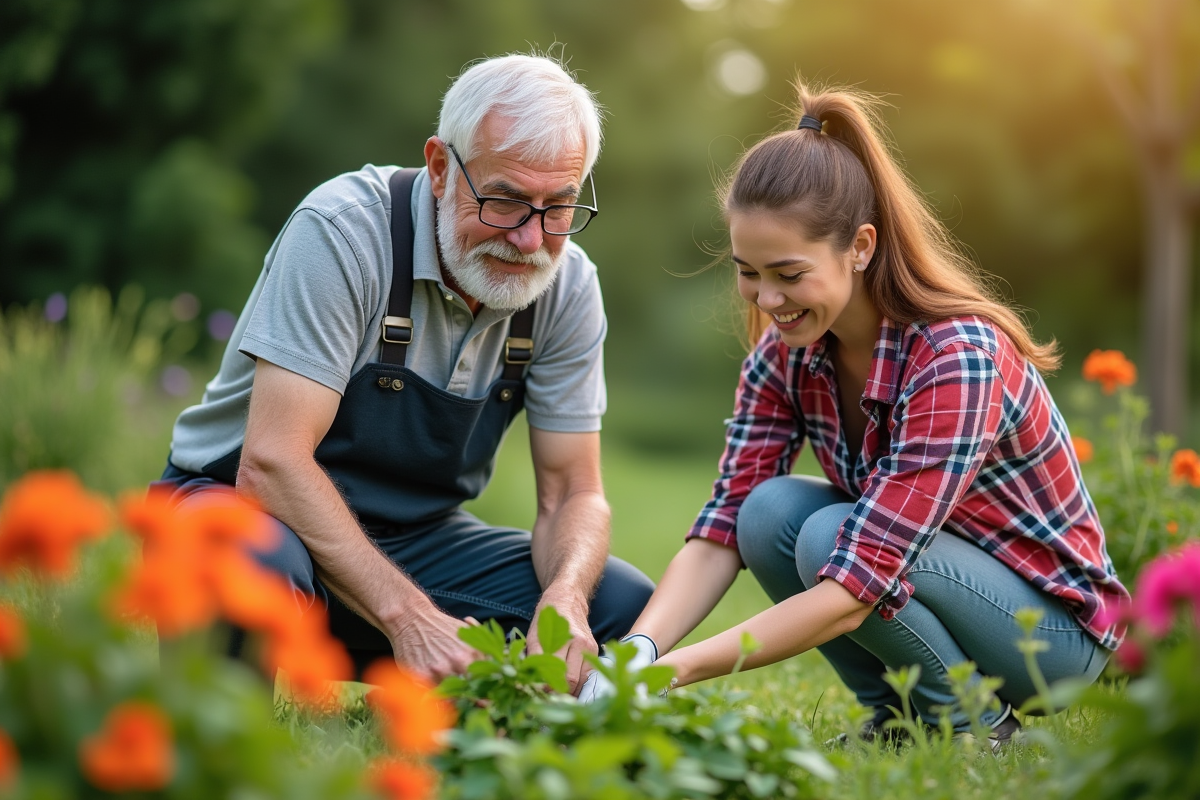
top-left (817, 344), bottom-right (1006, 616)
top-left (687, 334), bottom-right (805, 548)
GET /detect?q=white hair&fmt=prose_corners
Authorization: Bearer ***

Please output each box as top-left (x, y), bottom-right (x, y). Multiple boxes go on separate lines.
top-left (437, 54), bottom-right (603, 178)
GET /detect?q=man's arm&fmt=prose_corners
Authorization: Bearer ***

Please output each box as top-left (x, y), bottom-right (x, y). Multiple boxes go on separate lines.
top-left (236, 359), bottom-right (478, 683)
top-left (523, 427), bottom-right (610, 693)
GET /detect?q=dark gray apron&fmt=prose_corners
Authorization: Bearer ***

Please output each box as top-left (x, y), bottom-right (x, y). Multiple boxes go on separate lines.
top-left (199, 168), bottom-right (537, 529)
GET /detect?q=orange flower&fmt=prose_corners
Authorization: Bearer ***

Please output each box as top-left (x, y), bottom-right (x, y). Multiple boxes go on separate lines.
top-left (1071, 436), bottom-right (1094, 464)
top-left (118, 486), bottom-right (185, 547)
top-left (264, 601), bottom-right (354, 708)
top-left (114, 488), bottom-right (283, 638)
top-left (1082, 349), bottom-right (1137, 394)
top-left (113, 553), bottom-right (219, 637)
top-left (363, 660), bottom-right (456, 755)
top-left (0, 728), bottom-right (17, 790)
top-left (1166, 521), bottom-right (1179, 536)
top-left (79, 701), bottom-right (175, 792)
top-left (369, 758), bottom-right (437, 800)
top-left (0, 606), bottom-right (26, 660)
top-left (0, 471), bottom-right (110, 578)
top-left (1170, 449), bottom-right (1200, 488)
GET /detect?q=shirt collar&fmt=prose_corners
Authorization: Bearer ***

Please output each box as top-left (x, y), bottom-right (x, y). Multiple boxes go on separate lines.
top-left (801, 317), bottom-right (906, 405)
top-left (862, 316), bottom-right (907, 404)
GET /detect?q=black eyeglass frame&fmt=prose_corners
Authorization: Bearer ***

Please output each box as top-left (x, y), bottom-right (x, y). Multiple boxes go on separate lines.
top-left (445, 143), bottom-right (598, 235)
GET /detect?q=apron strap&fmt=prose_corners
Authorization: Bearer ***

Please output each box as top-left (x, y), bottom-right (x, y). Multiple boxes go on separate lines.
top-left (503, 302), bottom-right (536, 381)
top-left (384, 165), bottom-right (538, 378)
top-left (381, 168), bottom-right (422, 365)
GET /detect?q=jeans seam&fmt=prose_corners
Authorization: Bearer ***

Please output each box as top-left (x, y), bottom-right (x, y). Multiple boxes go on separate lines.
top-left (905, 568), bottom-right (1081, 633)
top-left (426, 590), bottom-right (533, 620)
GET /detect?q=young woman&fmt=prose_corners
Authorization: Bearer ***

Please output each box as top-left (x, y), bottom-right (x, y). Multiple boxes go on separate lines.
top-left (589, 84), bottom-right (1129, 746)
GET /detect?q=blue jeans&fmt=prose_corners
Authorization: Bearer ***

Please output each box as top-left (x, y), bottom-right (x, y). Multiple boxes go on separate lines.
top-left (156, 467), bottom-right (655, 675)
top-left (736, 475), bottom-right (1108, 727)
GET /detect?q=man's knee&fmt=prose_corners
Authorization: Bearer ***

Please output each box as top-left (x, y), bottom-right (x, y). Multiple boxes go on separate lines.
top-left (588, 556), bottom-right (655, 645)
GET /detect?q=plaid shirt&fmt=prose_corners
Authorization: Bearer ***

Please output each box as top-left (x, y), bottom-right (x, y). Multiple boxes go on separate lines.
top-left (688, 316), bottom-right (1128, 649)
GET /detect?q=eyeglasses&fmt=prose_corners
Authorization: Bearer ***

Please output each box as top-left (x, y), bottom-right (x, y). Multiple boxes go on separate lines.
top-left (446, 143), bottom-right (598, 235)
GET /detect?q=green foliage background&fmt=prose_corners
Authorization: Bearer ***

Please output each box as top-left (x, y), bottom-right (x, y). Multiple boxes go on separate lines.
top-left (2, 0), bottom-right (1196, 456)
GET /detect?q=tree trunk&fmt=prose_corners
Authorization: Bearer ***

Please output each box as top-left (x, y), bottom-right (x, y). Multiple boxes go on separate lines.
top-left (1138, 157), bottom-right (1192, 438)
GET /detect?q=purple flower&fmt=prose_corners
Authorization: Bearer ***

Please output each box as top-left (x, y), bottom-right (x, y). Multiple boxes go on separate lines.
top-left (206, 310), bottom-right (237, 342)
top-left (44, 293), bottom-right (67, 323)
top-left (160, 366), bottom-right (193, 398)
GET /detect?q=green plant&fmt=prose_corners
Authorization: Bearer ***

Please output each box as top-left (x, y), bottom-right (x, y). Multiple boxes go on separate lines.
top-left (435, 614), bottom-right (837, 799)
top-left (1052, 543), bottom-right (1200, 800)
top-left (0, 285), bottom-right (197, 493)
top-left (1069, 367), bottom-right (1199, 579)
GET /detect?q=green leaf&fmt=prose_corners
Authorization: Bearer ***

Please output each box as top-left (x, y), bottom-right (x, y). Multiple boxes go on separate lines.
top-left (636, 664), bottom-right (677, 695)
top-left (704, 749), bottom-right (748, 780)
top-left (783, 749), bottom-right (838, 782)
top-left (573, 736), bottom-right (639, 770)
top-left (744, 771), bottom-right (780, 798)
top-left (536, 605), bottom-right (573, 655)
top-left (458, 619), bottom-right (508, 660)
top-left (535, 768), bottom-right (571, 800)
top-left (458, 737), bottom-right (522, 760)
top-left (520, 654), bottom-right (569, 694)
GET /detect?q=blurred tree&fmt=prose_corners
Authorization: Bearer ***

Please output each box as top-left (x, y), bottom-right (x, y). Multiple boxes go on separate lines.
top-left (0, 0), bottom-right (341, 313)
top-left (1032, 0), bottom-right (1200, 437)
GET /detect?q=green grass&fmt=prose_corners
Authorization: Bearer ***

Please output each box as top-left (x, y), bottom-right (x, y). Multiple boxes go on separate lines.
top-left (461, 415), bottom-right (1108, 798)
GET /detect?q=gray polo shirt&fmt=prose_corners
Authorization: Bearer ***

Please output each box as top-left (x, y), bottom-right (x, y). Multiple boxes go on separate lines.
top-left (168, 165), bottom-right (607, 475)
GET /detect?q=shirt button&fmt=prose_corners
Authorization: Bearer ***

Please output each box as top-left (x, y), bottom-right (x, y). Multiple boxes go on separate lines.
top-left (444, 293), bottom-right (454, 302)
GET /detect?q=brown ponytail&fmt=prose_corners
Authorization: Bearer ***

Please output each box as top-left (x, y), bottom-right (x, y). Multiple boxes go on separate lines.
top-left (722, 81), bottom-right (1060, 373)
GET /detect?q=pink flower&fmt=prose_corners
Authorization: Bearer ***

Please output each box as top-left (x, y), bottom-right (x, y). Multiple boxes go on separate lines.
top-left (1113, 639), bottom-right (1147, 674)
top-left (1130, 543), bottom-right (1200, 637)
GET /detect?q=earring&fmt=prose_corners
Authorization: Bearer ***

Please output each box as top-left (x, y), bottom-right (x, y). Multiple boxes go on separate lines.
top-left (853, 263), bottom-right (866, 273)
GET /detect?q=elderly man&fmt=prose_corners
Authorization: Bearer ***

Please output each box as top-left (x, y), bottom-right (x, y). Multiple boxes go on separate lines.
top-left (154, 54), bottom-right (654, 692)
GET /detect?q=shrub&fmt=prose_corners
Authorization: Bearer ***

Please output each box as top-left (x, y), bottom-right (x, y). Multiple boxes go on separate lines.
top-left (1069, 350), bottom-right (1198, 579)
top-left (0, 470), bottom-right (448, 800)
top-left (1053, 543), bottom-right (1200, 800)
top-left (0, 286), bottom-right (198, 494)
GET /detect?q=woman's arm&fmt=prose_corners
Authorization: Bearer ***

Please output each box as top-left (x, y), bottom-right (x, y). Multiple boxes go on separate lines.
top-left (657, 578), bottom-right (873, 686)
top-left (625, 538), bottom-right (744, 653)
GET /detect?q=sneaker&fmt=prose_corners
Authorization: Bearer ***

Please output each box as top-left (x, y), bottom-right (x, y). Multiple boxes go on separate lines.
top-left (985, 705), bottom-right (1022, 753)
top-left (952, 704), bottom-right (1022, 753)
top-left (826, 708), bottom-right (917, 748)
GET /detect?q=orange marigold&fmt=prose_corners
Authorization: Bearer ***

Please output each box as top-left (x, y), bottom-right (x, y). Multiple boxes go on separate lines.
top-left (363, 660), bottom-right (456, 755)
top-left (79, 701), bottom-right (175, 792)
top-left (1071, 436), bottom-right (1094, 464)
top-left (0, 728), bottom-right (17, 790)
top-left (114, 488), bottom-right (283, 638)
top-left (1170, 449), bottom-right (1200, 488)
top-left (264, 601), bottom-right (354, 708)
top-left (112, 552), bottom-right (219, 637)
top-left (0, 471), bottom-right (110, 578)
top-left (1082, 349), bottom-right (1137, 394)
top-left (369, 758), bottom-right (437, 800)
top-left (0, 605), bottom-right (26, 660)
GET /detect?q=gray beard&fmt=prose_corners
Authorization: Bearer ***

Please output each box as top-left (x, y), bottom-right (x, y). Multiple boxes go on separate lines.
top-left (436, 198), bottom-right (562, 311)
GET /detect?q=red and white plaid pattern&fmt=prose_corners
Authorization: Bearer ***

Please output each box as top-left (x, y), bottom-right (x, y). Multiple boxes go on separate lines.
top-left (688, 316), bottom-right (1128, 649)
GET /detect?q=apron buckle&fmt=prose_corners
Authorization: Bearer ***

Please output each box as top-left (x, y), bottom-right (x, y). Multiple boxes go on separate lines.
top-left (382, 315), bottom-right (413, 344)
top-left (505, 337), bottom-right (533, 365)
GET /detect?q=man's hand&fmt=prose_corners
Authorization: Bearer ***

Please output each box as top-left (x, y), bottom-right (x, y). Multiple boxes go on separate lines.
top-left (525, 595), bottom-right (598, 695)
top-left (389, 605), bottom-right (481, 685)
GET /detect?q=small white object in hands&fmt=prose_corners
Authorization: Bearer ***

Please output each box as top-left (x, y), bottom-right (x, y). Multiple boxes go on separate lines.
top-left (577, 633), bottom-right (658, 704)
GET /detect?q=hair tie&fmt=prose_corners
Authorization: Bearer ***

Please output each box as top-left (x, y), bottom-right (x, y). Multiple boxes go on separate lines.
top-left (797, 114), bottom-right (823, 132)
